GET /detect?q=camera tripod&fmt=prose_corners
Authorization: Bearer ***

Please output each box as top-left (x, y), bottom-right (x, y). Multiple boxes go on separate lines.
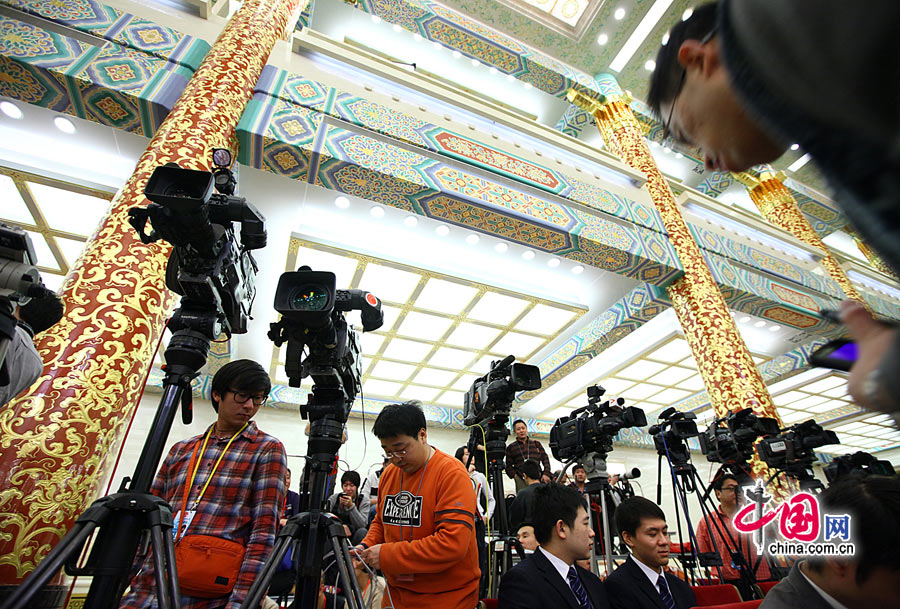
top-left (467, 418), bottom-right (525, 599)
top-left (241, 386), bottom-right (365, 609)
top-left (656, 450), bottom-right (762, 597)
top-left (1, 308), bottom-right (221, 609)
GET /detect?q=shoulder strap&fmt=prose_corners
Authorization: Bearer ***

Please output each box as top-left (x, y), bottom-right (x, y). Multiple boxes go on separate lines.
top-left (176, 434), bottom-right (205, 538)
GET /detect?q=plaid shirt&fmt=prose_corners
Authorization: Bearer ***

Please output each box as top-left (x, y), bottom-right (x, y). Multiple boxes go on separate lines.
top-left (120, 421), bottom-right (286, 609)
top-left (504, 437), bottom-right (551, 479)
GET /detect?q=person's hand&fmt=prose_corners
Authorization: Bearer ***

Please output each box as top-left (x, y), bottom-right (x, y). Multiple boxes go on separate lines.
top-left (361, 544), bottom-right (382, 570)
top-left (279, 517), bottom-right (287, 527)
top-left (541, 474), bottom-right (551, 483)
top-left (339, 493), bottom-right (353, 509)
top-left (609, 474), bottom-right (620, 485)
top-left (351, 544), bottom-right (366, 568)
top-left (840, 300), bottom-right (899, 413)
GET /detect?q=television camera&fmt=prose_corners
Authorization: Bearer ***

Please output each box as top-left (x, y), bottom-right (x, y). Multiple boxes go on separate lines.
top-left (757, 418), bottom-right (839, 492)
top-left (823, 450), bottom-right (896, 484)
top-left (463, 354), bottom-right (541, 427)
top-left (650, 407), bottom-right (700, 466)
top-left (700, 408), bottom-right (780, 485)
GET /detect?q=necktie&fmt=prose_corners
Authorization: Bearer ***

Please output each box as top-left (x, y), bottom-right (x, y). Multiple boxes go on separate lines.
top-left (657, 575), bottom-right (677, 609)
top-left (567, 566), bottom-right (593, 609)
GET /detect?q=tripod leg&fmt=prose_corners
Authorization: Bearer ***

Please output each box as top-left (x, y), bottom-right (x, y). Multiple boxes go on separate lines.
top-left (1, 520), bottom-right (98, 609)
top-left (149, 525), bottom-right (174, 609)
top-left (329, 535), bottom-right (364, 609)
top-left (241, 535), bottom-right (292, 609)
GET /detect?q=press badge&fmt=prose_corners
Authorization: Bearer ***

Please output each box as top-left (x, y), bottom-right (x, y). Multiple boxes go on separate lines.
top-left (171, 509), bottom-right (196, 541)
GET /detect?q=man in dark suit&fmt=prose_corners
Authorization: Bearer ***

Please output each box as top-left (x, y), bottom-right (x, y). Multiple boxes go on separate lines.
top-left (508, 459), bottom-right (542, 533)
top-left (498, 483), bottom-right (610, 609)
top-left (606, 497), bottom-right (696, 609)
top-left (761, 475), bottom-right (900, 609)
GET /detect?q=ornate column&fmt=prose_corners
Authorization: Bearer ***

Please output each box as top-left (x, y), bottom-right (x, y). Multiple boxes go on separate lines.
top-left (732, 169), bottom-right (866, 301)
top-left (570, 75), bottom-right (781, 485)
top-left (0, 0), bottom-right (299, 583)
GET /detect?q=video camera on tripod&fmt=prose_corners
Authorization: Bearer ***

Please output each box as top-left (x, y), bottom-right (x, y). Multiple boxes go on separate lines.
top-left (699, 408), bottom-right (779, 469)
top-left (549, 385), bottom-right (647, 461)
top-left (757, 418), bottom-right (839, 488)
top-left (128, 149), bottom-right (265, 338)
top-left (463, 354), bottom-right (541, 427)
top-left (0, 222), bottom-right (53, 387)
top-left (824, 450), bottom-right (895, 484)
top-left (649, 407), bottom-right (700, 465)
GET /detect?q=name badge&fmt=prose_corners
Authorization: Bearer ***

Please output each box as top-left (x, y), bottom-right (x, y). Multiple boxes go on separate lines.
top-left (382, 490), bottom-right (423, 527)
top-left (172, 509), bottom-right (196, 541)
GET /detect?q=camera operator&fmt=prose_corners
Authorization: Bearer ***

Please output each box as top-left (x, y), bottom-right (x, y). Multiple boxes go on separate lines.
top-left (695, 473), bottom-right (771, 598)
top-left (355, 401), bottom-right (480, 609)
top-left (506, 419), bottom-right (552, 490)
top-left (0, 291), bottom-right (63, 406)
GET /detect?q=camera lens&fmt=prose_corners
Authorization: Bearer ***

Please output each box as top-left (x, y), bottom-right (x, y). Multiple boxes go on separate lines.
top-left (290, 285), bottom-right (329, 311)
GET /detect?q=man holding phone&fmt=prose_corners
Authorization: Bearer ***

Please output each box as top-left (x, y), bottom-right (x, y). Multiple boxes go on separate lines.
top-left (325, 470), bottom-right (370, 544)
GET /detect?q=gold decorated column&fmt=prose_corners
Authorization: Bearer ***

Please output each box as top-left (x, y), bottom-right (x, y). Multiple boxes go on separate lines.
top-left (571, 74), bottom-right (780, 484)
top-left (0, 0), bottom-right (300, 583)
top-left (732, 169), bottom-right (866, 301)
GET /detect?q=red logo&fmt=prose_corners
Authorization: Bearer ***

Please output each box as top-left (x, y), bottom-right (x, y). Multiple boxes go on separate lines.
top-left (366, 293), bottom-right (378, 307)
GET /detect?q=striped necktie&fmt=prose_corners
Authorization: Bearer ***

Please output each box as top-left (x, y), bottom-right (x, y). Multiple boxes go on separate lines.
top-left (567, 566), bottom-right (593, 609)
top-left (657, 575), bottom-right (677, 609)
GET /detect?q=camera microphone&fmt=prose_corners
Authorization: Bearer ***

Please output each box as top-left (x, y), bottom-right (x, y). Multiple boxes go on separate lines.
top-left (648, 424), bottom-right (661, 435)
top-left (620, 468), bottom-right (641, 481)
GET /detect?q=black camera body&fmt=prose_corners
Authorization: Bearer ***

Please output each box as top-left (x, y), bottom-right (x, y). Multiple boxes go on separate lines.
top-left (757, 418), bottom-right (839, 470)
top-left (823, 450), bottom-right (896, 484)
top-left (463, 355), bottom-right (541, 427)
top-left (649, 408), bottom-right (700, 464)
top-left (699, 408), bottom-right (780, 464)
top-left (550, 385), bottom-right (647, 462)
top-left (268, 266), bottom-right (382, 421)
top-left (128, 156), bottom-right (265, 338)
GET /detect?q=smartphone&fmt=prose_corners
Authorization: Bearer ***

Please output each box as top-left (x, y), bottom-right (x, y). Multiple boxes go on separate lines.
top-left (809, 338), bottom-right (858, 372)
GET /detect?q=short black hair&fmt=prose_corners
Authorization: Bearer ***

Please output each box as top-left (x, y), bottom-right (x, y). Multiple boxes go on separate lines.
top-left (341, 470), bottom-right (361, 488)
top-left (210, 359), bottom-right (271, 412)
top-left (372, 400), bottom-right (426, 439)
top-left (512, 419), bottom-right (527, 429)
top-left (572, 464), bottom-right (586, 473)
top-left (522, 459), bottom-right (542, 481)
top-left (532, 483), bottom-right (588, 544)
top-left (647, 2), bottom-right (718, 119)
top-left (712, 473), bottom-right (739, 491)
top-left (807, 476), bottom-right (900, 583)
top-left (615, 496), bottom-right (666, 540)
top-left (454, 446), bottom-right (467, 463)
top-left (19, 291), bottom-right (64, 334)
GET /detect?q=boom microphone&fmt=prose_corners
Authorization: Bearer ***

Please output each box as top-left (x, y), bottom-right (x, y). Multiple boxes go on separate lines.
top-left (620, 467), bottom-right (641, 481)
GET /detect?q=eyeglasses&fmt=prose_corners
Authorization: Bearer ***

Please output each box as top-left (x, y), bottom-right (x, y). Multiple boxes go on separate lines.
top-left (662, 27), bottom-right (718, 144)
top-left (228, 389), bottom-right (268, 406)
top-left (382, 448), bottom-right (409, 459)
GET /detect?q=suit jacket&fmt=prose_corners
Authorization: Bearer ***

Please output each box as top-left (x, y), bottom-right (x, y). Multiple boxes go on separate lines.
top-left (498, 547), bottom-right (610, 609)
top-left (508, 483), bottom-right (539, 532)
top-left (605, 556), bottom-right (695, 609)
top-left (759, 562), bottom-right (833, 609)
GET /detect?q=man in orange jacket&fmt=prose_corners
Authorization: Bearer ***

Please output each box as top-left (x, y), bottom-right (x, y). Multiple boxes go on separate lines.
top-left (355, 401), bottom-right (480, 609)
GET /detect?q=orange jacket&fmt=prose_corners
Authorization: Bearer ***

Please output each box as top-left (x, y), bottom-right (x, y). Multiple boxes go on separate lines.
top-left (361, 448), bottom-right (479, 609)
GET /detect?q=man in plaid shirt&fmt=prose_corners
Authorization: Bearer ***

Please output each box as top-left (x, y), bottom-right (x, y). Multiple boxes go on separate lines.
top-left (504, 419), bottom-right (552, 492)
top-left (120, 359), bottom-right (287, 609)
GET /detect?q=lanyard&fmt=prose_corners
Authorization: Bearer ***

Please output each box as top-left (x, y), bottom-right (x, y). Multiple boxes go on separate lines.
top-left (176, 423), bottom-right (247, 536)
top-left (398, 446), bottom-right (434, 541)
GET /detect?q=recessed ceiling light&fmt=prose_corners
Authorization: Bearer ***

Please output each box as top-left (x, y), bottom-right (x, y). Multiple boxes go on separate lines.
top-left (452, 50), bottom-right (462, 59)
top-left (682, 8), bottom-right (693, 20)
top-left (54, 116), bottom-right (76, 134)
top-left (522, 250), bottom-right (535, 260)
top-left (369, 205), bottom-right (385, 218)
top-left (597, 33), bottom-right (609, 45)
top-left (371, 15), bottom-right (381, 23)
top-left (548, 258), bottom-right (561, 268)
top-left (403, 215), bottom-right (418, 227)
top-left (661, 32), bottom-right (670, 45)
top-left (739, 316), bottom-right (751, 323)
top-left (392, 24), bottom-right (402, 32)
top-left (0, 101), bottom-right (23, 119)
top-left (572, 265), bottom-right (585, 274)
top-left (494, 242), bottom-right (508, 253)
top-left (788, 153), bottom-right (811, 172)
top-left (609, 0), bottom-right (673, 71)
top-left (675, 152), bottom-right (684, 159)
top-left (644, 60), bottom-right (656, 71)
top-left (614, 7), bottom-right (626, 20)
top-left (524, 82), bottom-right (533, 89)
top-left (753, 320), bottom-right (767, 328)
top-left (413, 33), bottom-right (422, 41)
top-left (506, 74), bottom-right (515, 82)
top-left (335, 195), bottom-right (350, 209)
top-left (466, 234), bottom-right (480, 245)
top-left (790, 143), bottom-right (800, 151)
top-left (489, 67), bottom-right (498, 75)
top-left (471, 58), bottom-right (479, 67)
top-left (432, 41), bottom-right (442, 50)
top-left (768, 325), bottom-right (781, 332)
top-left (435, 225), bottom-right (450, 236)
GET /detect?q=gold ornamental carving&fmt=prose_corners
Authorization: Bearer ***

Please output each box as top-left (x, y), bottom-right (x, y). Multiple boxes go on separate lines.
top-left (0, 0), bottom-right (301, 583)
